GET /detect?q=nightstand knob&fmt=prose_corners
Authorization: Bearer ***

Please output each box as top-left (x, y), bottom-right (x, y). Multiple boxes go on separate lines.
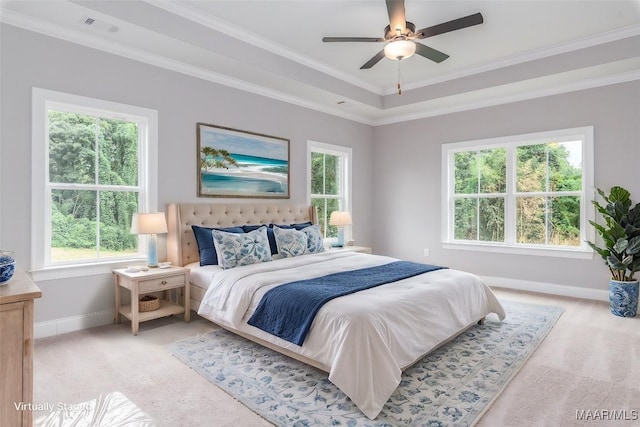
top-left (161, 280), bottom-right (167, 285)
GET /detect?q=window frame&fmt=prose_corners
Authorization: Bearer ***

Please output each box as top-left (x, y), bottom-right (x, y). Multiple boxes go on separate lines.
top-left (31, 88), bottom-right (158, 280)
top-left (441, 126), bottom-right (595, 259)
top-left (306, 140), bottom-right (352, 244)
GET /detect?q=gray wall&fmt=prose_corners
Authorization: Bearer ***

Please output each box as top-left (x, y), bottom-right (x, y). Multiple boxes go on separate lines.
top-left (0, 24), bottom-right (374, 323)
top-left (372, 80), bottom-right (640, 291)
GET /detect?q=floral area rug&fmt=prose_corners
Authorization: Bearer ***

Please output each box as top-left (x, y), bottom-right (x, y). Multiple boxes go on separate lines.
top-left (168, 300), bottom-right (563, 426)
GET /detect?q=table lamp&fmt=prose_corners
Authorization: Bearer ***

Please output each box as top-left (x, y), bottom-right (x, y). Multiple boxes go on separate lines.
top-left (329, 211), bottom-right (352, 248)
top-left (131, 212), bottom-right (168, 267)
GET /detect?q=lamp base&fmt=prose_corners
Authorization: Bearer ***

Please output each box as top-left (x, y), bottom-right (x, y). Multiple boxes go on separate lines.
top-left (147, 234), bottom-right (159, 268)
top-left (334, 227), bottom-right (345, 248)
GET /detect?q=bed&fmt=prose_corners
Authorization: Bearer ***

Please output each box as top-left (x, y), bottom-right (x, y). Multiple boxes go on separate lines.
top-left (166, 202), bottom-right (505, 420)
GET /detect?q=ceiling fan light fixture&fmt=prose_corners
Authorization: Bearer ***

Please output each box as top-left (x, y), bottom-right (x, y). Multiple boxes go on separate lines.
top-left (384, 40), bottom-right (416, 60)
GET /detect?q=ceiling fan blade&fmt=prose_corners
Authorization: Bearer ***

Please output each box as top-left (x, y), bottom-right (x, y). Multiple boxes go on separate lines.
top-left (415, 43), bottom-right (449, 63)
top-left (360, 50), bottom-right (386, 69)
top-left (416, 12), bottom-right (484, 39)
top-left (322, 37), bottom-right (386, 42)
top-left (386, 0), bottom-right (407, 34)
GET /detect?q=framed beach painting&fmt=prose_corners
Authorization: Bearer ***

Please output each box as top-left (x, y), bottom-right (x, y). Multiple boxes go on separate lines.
top-left (197, 123), bottom-right (290, 198)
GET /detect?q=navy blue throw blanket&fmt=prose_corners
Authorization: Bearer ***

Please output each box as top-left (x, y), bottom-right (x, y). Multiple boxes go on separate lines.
top-left (247, 261), bottom-right (447, 345)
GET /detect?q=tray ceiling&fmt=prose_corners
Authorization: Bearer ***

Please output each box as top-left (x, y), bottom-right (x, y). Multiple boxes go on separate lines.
top-left (2, 0), bottom-right (639, 124)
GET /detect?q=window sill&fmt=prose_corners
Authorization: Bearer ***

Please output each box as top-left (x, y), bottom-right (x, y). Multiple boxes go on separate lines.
top-left (442, 242), bottom-right (594, 259)
top-left (30, 257), bottom-right (146, 282)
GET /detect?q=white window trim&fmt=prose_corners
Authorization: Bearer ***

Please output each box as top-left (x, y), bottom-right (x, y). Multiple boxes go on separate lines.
top-left (306, 140), bottom-right (352, 243)
top-left (441, 126), bottom-right (595, 259)
top-left (31, 88), bottom-right (158, 281)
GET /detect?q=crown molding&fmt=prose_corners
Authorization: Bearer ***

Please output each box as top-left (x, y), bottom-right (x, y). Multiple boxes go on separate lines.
top-left (375, 68), bottom-right (640, 125)
top-left (145, 0), bottom-right (385, 96)
top-left (382, 23), bottom-right (640, 96)
top-left (0, 8), bottom-right (374, 126)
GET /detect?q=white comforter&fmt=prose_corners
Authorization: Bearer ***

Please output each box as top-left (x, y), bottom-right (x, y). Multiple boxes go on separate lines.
top-left (197, 251), bottom-right (505, 419)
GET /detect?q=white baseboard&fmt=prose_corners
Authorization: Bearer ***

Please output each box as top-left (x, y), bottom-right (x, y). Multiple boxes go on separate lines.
top-left (482, 275), bottom-right (609, 302)
top-left (35, 309), bottom-right (115, 339)
top-left (33, 277), bottom-right (608, 339)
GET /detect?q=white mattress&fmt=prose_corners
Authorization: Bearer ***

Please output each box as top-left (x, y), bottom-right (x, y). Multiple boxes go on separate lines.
top-left (186, 262), bottom-right (223, 290)
top-left (196, 251), bottom-right (505, 419)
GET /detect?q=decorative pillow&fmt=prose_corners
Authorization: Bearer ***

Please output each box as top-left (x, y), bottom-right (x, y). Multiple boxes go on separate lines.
top-left (243, 224), bottom-right (277, 255)
top-left (289, 222), bottom-right (313, 230)
top-left (273, 226), bottom-right (308, 258)
top-left (192, 225), bottom-right (244, 266)
top-left (242, 222), bottom-right (313, 255)
top-left (212, 227), bottom-right (272, 269)
top-left (301, 224), bottom-right (325, 254)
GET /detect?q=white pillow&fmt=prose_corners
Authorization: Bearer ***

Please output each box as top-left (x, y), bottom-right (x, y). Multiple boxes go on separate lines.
top-left (211, 227), bottom-right (272, 269)
top-left (273, 226), bottom-right (308, 258)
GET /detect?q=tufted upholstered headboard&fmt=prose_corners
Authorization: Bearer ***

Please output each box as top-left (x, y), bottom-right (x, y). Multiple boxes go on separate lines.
top-left (166, 203), bottom-right (318, 267)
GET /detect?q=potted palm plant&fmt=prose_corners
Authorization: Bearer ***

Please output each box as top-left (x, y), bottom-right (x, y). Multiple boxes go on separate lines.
top-left (588, 186), bottom-right (640, 317)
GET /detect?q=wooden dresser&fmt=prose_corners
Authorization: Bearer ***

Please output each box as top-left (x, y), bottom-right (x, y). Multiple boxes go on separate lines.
top-left (0, 269), bottom-right (42, 427)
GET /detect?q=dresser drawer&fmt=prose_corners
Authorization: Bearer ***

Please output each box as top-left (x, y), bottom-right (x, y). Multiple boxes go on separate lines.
top-left (138, 274), bottom-right (186, 293)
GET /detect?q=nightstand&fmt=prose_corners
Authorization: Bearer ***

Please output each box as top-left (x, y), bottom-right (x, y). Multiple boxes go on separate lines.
top-left (113, 266), bottom-right (190, 335)
top-left (330, 245), bottom-right (373, 254)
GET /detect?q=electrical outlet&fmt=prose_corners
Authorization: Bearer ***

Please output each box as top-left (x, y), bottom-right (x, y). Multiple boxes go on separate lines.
top-left (423, 248), bottom-right (430, 257)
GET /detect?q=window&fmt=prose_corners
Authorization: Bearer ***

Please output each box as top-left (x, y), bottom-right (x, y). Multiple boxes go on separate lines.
top-left (442, 126), bottom-right (594, 258)
top-left (32, 88), bottom-right (158, 278)
top-left (307, 141), bottom-right (352, 242)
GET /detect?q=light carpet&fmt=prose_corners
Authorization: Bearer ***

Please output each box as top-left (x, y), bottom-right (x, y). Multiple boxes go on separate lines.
top-left (168, 300), bottom-right (562, 426)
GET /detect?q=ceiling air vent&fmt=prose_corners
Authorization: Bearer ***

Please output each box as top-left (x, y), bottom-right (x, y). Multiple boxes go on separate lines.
top-left (79, 15), bottom-right (119, 33)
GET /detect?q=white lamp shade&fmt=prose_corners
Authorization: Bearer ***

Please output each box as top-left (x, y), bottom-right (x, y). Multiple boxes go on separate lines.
top-left (384, 40), bottom-right (416, 60)
top-left (329, 211), bottom-right (353, 227)
top-left (131, 212), bottom-right (168, 235)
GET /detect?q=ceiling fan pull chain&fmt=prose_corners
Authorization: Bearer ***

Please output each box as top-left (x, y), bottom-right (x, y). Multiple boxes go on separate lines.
top-left (397, 60), bottom-right (403, 95)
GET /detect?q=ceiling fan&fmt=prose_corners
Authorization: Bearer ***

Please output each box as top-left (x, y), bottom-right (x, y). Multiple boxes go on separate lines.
top-left (322, 0), bottom-right (483, 70)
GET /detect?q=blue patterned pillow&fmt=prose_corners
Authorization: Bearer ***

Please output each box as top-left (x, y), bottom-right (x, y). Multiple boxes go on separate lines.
top-left (212, 227), bottom-right (272, 269)
top-left (273, 226), bottom-right (308, 258)
top-left (301, 225), bottom-right (325, 254)
top-left (242, 222), bottom-right (313, 255)
top-left (243, 224), bottom-right (278, 255)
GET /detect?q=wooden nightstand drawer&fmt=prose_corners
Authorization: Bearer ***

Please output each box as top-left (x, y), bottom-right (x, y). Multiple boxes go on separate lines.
top-left (138, 274), bottom-right (185, 293)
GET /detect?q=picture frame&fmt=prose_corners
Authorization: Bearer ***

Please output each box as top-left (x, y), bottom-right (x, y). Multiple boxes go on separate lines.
top-left (197, 122), bottom-right (290, 198)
